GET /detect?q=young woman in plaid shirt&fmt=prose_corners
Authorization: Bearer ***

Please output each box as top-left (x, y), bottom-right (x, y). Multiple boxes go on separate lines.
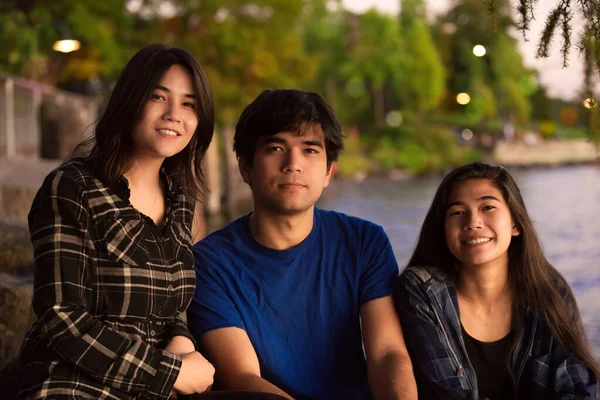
top-left (396, 162), bottom-right (599, 399)
top-left (17, 44), bottom-right (217, 399)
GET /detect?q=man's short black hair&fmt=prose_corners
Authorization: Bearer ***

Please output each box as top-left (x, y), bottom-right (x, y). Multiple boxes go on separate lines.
top-left (233, 89), bottom-right (344, 168)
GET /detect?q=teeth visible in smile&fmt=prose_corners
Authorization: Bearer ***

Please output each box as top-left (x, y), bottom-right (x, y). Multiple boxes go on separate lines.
top-left (465, 238), bottom-right (492, 245)
top-left (158, 129), bottom-right (178, 136)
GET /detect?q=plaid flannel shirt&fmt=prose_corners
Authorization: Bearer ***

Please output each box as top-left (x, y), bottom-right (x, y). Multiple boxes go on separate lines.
top-left (17, 155), bottom-right (197, 400)
top-left (395, 266), bottom-right (598, 400)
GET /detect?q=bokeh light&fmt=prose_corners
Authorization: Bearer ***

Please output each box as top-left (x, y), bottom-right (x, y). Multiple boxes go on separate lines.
top-left (559, 107), bottom-right (579, 126)
top-left (456, 92), bottom-right (471, 105)
top-left (461, 129), bottom-right (473, 140)
top-left (385, 111), bottom-right (403, 127)
top-left (583, 97), bottom-right (597, 109)
top-left (473, 45), bottom-right (486, 57)
top-left (52, 39), bottom-right (81, 53)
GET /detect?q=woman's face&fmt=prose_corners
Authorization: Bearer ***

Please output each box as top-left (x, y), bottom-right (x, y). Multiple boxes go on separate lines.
top-left (131, 64), bottom-right (198, 162)
top-left (444, 179), bottom-right (520, 270)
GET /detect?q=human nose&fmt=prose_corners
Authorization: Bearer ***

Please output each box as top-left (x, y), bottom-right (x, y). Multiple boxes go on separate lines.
top-left (162, 102), bottom-right (182, 123)
top-left (463, 211), bottom-right (483, 230)
top-left (282, 148), bottom-right (303, 173)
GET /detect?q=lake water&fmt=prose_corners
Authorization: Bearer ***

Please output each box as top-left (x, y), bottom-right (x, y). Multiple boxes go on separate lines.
top-left (317, 165), bottom-right (600, 360)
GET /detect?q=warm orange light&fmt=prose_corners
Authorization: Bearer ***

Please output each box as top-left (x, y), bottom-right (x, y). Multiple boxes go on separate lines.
top-left (583, 97), bottom-right (597, 109)
top-left (52, 39), bottom-right (81, 53)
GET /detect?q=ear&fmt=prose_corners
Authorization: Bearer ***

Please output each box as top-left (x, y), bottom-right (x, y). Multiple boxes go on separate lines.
top-left (238, 157), bottom-right (252, 185)
top-left (511, 224), bottom-right (520, 237)
top-left (323, 162), bottom-right (334, 188)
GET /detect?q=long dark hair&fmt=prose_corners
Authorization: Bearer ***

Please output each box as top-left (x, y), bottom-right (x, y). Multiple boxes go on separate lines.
top-left (77, 44), bottom-right (214, 201)
top-left (408, 162), bottom-right (600, 380)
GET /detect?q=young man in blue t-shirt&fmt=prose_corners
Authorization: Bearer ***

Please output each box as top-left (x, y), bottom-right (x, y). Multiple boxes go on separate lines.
top-left (187, 89), bottom-right (417, 400)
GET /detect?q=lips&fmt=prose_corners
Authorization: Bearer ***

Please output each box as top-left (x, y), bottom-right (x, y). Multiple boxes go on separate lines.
top-left (462, 237), bottom-right (492, 245)
top-left (156, 128), bottom-right (181, 137)
top-left (279, 183), bottom-right (306, 188)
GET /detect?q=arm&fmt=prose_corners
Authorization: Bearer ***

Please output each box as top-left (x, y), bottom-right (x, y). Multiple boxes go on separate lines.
top-left (550, 293), bottom-right (598, 399)
top-left (394, 272), bottom-right (476, 400)
top-left (200, 327), bottom-right (293, 399)
top-left (29, 172), bottom-right (182, 398)
top-left (164, 315), bottom-right (197, 347)
top-left (187, 242), bottom-right (293, 398)
top-left (361, 296), bottom-right (417, 400)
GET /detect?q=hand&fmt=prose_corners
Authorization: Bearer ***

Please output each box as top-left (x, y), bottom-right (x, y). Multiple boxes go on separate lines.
top-left (173, 351), bottom-right (215, 395)
top-left (165, 336), bottom-right (196, 356)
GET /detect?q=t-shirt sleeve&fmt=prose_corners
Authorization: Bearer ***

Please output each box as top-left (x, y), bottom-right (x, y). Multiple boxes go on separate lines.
top-left (358, 224), bottom-right (399, 306)
top-left (186, 241), bottom-right (246, 340)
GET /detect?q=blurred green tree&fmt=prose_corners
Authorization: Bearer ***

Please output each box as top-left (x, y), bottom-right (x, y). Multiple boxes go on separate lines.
top-left (434, 0), bottom-right (534, 125)
top-left (397, 0), bottom-right (446, 119)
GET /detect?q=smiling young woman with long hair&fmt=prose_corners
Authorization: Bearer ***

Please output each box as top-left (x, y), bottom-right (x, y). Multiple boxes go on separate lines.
top-left (395, 162), bottom-right (599, 399)
top-left (16, 44), bottom-right (217, 399)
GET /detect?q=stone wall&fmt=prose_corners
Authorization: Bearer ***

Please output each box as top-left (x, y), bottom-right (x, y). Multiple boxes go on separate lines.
top-left (0, 217), bottom-right (35, 364)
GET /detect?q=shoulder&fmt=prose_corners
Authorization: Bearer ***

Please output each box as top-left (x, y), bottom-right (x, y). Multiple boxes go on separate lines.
top-left (40, 156), bottom-right (98, 194)
top-left (397, 265), bottom-right (450, 292)
top-left (193, 216), bottom-right (247, 259)
top-left (315, 208), bottom-right (386, 238)
top-left (33, 157), bottom-right (99, 207)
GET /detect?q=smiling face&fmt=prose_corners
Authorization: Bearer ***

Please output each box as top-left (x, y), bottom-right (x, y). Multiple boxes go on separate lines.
top-left (131, 64), bottom-right (198, 162)
top-left (240, 125), bottom-right (332, 216)
top-left (444, 179), bottom-right (520, 270)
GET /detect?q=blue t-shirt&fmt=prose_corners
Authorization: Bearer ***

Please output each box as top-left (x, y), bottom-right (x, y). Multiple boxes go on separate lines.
top-left (187, 208), bottom-right (399, 399)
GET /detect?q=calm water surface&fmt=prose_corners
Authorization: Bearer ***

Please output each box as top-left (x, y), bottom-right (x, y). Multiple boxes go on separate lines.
top-left (318, 165), bottom-right (600, 359)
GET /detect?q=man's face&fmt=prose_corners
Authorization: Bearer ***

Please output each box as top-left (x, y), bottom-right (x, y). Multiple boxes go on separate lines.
top-left (240, 125), bottom-right (332, 216)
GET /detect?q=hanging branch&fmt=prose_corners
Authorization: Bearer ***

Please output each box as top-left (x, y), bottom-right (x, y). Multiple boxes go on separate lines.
top-left (507, 0), bottom-right (600, 68)
top-left (485, 0), bottom-right (499, 32)
top-left (516, 0), bottom-right (538, 40)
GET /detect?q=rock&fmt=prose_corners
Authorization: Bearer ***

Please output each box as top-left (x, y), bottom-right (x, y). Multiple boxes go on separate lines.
top-left (0, 273), bottom-right (34, 361)
top-left (0, 217), bottom-right (34, 276)
top-left (0, 356), bottom-right (21, 400)
top-left (0, 158), bottom-right (60, 222)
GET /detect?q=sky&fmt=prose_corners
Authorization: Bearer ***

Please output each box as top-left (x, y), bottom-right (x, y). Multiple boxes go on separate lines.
top-left (342, 0), bottom-right (586, 101)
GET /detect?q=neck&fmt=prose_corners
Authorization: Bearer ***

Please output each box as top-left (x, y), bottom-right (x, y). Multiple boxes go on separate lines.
top-left (457, 261), bottom-right (511, 310)
top-left (123, 156), bottom-right (164, 189)
top-left (248, 206), bottom-right (315, 250)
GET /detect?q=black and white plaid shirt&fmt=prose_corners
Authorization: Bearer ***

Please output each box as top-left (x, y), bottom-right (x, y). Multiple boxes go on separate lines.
top-left (17, 155), bottom-right (197, 400)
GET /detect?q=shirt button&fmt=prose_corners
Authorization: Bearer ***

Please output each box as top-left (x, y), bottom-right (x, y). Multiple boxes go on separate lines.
top-left (150, 330), bottom-right (156, 336)
top-left (167, 285), bottom-right (174, 291)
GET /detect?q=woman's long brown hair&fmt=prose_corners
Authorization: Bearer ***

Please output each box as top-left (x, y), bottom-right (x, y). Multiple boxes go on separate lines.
top-left (75, 44), bottom-right (214, 202)
top-left (408, 162), bottom-right (600, 380)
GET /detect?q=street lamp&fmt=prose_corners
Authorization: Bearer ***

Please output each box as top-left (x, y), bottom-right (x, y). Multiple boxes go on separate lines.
top-left (26, 22), bottom-right (80, 80)
top-left (473, 44), bottom-right (486, 57)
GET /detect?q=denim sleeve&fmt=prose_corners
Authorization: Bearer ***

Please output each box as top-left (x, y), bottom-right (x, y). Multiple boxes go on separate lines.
top-left (394, 271), bottom-right (478, 400)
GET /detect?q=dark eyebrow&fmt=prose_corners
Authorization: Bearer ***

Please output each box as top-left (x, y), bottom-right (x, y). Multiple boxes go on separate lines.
top-left (260, 136), bottom-right (325, 149)
top-left (447, 196), bottom-right (501, 208)
top-left (303, 140), bottom-right (324, 149)
top-left (156, 85), bottom-right (196, 99)
top-left (261, 137), bottom-right (286, 146)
